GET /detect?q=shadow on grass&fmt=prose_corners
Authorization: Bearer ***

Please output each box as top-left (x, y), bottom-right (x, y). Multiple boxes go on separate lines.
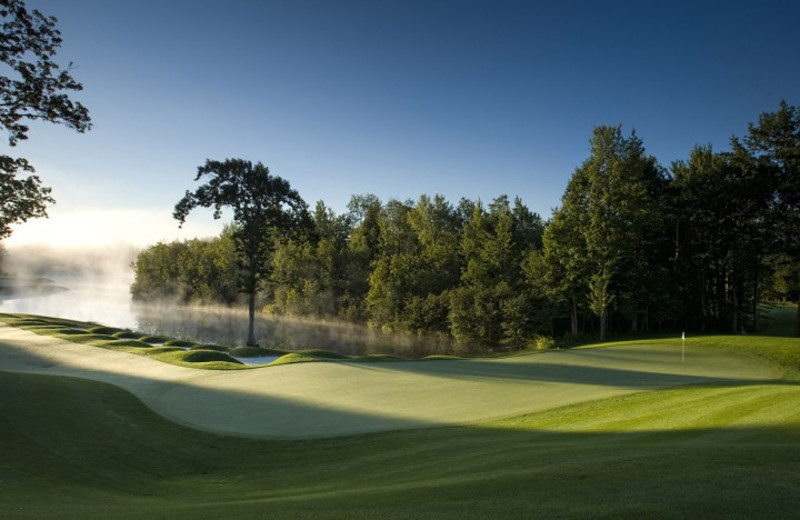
top-left (0, 329), bottom-right (779, 438)
top-left (0, 370), bottom-right (798, 520)
top-left (344, 343), bottom-right (775, 385)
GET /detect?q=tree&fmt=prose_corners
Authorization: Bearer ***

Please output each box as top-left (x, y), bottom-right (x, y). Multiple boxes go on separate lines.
top-left (0, 155), bottom-right (53, 238)
top-left (268, 201), bottom-right (357, 319)
top-left (174, 159), bottom-right (311, 346)
top-left (450, 196), bottom-right (544, 346)
top-left (538, 184), bottom-right (591, 336)
top-left (1, 0), bottom-right (90, 145)
top-left (738, 100), bottom-right (800, 335)
top-left (550, 125), bottom-right (666, 341)
top-left (670, 145), bottom-right (770, 333)
top-left (1, 0), bottom-right (91, 238)
top-left (345, 194), bottom-right (383, 318)
top-left (130, 227), bottom-right (239, 305)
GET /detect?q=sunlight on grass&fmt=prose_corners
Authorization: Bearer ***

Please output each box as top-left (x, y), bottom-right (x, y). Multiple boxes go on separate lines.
top-left (0, 311), bottom-right (799, 518)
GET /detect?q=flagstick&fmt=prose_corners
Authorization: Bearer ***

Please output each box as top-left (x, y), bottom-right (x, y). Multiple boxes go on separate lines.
top-left (681, 331), bottom-right (685, 362)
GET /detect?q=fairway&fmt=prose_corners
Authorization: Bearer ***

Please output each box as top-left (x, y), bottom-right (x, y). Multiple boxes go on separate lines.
top-left (1, 322), bottom-right (798, 519)
top-left (0, 323), bottom-right (776, 437)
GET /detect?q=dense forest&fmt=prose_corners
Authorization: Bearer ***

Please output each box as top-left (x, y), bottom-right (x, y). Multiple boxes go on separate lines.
top-left (131, 102), bottom-right (800, 347)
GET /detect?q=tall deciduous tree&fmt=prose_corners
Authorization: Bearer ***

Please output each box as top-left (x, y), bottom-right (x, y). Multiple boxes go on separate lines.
top-left (738, 100), bottom-right (800, 335)
top-left (539, 171), bottom-right (591, 336)
top-left (550, 125), bottom-right (665, 341)
top-left (0, 0), bottom-right (91, 239)
top-left (174, 159), bottom-right (311, 346)
top-left (671, 145), bottom-right (769, 333)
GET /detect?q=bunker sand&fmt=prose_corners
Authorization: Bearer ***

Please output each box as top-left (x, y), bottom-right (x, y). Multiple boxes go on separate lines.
top-left (0, 324), bottom-right (776, 438)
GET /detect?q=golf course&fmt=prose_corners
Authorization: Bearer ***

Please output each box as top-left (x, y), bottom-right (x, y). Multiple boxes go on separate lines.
top-left (1, 314), bottom-right (798, 519)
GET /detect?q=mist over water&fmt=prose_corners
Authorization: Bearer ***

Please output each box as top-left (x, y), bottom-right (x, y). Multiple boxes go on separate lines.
top-left (134, 303), bottom-right (452, 355)
top-left (0, 245), bottom-right (454, 357)
top-left (1, 273), bottom-right (138, 329)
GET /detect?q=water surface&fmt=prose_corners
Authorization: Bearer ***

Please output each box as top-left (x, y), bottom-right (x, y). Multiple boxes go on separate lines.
top-left (0, 273), bottom-right (453, 357)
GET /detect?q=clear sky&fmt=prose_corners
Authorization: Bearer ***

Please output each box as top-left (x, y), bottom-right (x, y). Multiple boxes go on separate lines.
top-left (5, 0), bottom-right (799, 248)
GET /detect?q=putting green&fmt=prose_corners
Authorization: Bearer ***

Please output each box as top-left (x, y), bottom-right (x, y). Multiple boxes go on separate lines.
top-left (0, 324), bottom-right (777, 438)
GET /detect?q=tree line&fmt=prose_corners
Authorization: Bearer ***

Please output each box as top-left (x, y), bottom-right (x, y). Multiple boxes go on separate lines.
top-left (131, 101), bottom-right (800, 346)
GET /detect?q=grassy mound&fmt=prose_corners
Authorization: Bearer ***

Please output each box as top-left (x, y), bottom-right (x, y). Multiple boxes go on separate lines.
top-left (229, 345), bottom-right (287, 358)
top-left (137, 335), bottom-right (171, 344)
top-left (112, 330), bottom-right (141, 339)
top-left (104, 339), bottom-right (152, 349)
top-left (153, 348), bottom-right (243, 369)
top-left (163, 339), bottom-right (196, 348)
top-left (86, 325), bottom-right (124, 335)
top-left (0, 313), bottom-right (248, 370)
top-left (267, 349), bottom-right (350, 366)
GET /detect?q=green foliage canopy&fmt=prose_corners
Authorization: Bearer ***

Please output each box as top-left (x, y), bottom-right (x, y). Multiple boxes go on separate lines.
top-left (0, 0), bottom-right (90, 241)
top-left (174, 158), bottom-right (311, 346)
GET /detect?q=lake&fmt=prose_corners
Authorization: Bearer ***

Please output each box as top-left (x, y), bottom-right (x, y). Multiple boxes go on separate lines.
top-left (0, 272), bottom-right (453, 357)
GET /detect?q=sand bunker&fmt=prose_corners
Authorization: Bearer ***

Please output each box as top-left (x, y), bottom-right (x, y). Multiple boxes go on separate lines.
top-left (0, 324), bottom-right (776, 438)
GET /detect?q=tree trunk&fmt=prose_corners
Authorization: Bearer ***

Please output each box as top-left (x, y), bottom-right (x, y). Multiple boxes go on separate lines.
top-left (247, 289), bottom-right (258, 346)
top-left (570, 294), bottom-right (578, 335)
top-left (599, 308), bottom-right (608, 341)
top-left (752, 263), bottom-right (759, 332)
top-left (700, 271), bottom-right (706, 332)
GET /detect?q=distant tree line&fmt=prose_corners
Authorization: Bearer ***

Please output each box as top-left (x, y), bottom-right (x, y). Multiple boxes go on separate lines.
top-left (131, 101), bottom-right (800, 344)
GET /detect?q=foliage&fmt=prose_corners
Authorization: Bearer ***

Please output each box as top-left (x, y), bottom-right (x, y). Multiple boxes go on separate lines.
top-left (0, 0), bottom-right (91, 146)
top-left (127, 102), bottom-right (800, 344)
top-left (131, 226), bottom-right (239, 304)
top-left (0, 0), bottom-right (91, 240)
top-left (574, 126), bottom-right (666, 340)
top-left (671, 145), bottom-right (770, 333)
top-left (737, 100), bottom-right (800, 335)
top-left (0, 155), bottom-right (53, 238)
top-left (174, 158), bottom-right (312, 345)
top-left (529, 334), bottom-right (557, 350)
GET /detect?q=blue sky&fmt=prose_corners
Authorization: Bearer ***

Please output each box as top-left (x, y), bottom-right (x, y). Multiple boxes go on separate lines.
top-left (6, 0), bottom-right (799, 247)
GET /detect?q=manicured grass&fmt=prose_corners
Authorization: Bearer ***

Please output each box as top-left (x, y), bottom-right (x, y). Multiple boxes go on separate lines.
top-left (0, 313), bottom-right (405, 367)
top-left (0, 313), bottom-right (246, 369)
top-left (0, 370), bottom-right (797, 519)
top-left (586, 334), bottom-right (800, 379)
top-left (1, 311), bottom-right (798, 517)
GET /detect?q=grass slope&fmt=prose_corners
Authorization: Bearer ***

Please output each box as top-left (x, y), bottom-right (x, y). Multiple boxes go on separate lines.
top-left (0, 319), bottom-right (780, 438)
top-left (0, 371), bottom-right (797, 519)
top-left (0, 312), bottom-right (798, 518)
